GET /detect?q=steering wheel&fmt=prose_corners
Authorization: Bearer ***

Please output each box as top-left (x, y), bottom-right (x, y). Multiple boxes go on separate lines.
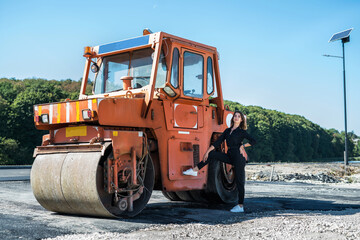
top-left (134, 76), bottom-right (150, 88)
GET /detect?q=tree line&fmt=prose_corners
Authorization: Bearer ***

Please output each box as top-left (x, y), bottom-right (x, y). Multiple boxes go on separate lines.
top-left (0, 77), bottom-right (359, 165)
top-left (0, 78), bottom-right (92, 165)
top-left (224, 100), bottom-right (360, 162)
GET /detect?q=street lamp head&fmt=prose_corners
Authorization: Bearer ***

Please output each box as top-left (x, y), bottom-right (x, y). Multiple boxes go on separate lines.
top-left (342, 36), bottom-right (350, 43)
top-left (329, 28), bottom-right (353, 43)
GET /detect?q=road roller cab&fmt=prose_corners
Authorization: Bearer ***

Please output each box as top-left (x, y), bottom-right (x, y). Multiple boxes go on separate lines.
top-left (31, 30), bottom-right (237, 218)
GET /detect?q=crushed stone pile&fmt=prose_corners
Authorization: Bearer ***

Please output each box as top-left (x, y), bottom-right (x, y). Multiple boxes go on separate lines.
top-left (246, 162), bottom-right (360, 183)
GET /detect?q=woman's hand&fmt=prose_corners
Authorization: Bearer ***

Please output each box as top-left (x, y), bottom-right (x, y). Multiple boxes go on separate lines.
top-left (240, 145), bottom-right (248, 162)
top-left (203, 151), bottom-right (209, 162)
top-left (202, 145), bottom-right (214, 162)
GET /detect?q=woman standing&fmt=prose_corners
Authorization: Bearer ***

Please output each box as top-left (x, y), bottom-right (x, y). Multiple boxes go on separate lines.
top-left (183, 111), bottom-right (256, 213)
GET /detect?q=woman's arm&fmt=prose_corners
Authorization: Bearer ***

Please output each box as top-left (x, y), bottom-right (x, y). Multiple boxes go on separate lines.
top-left (240, 131), bottom-right (255, 161)
top-left (244, 131), bottom-right (256, 147)
top-left (203, 145), bottom-right (215, 162)
top-left (211, 128), bottom-right (229, 149)
top-left (202, 128), bottom-right (228, 162)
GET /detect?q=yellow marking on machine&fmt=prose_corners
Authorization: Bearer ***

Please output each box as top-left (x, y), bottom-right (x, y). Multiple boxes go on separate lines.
top-left (113, 131), bottom-right (118, 136)
top-left (39, 106), bottom-right (42, 115)
top-left (76, 101), bottom-right (80, 122)
top-left (57, 104), bottom-right (61, 123)
top-left (66, 126), bottom-right (87, 137)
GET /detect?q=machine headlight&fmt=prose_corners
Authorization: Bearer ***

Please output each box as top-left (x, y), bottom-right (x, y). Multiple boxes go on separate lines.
top-left (41, 114), bottom-right (49, 123)
top-left (91, 63), bottom-right (99, 73)
top-left (82, 109), bottom-right (92, 120)
top-left (163, 86), bottom-right (176, 97)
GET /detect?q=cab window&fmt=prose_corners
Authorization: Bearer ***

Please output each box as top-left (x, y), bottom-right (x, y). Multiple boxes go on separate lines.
top-left (155, 49), bottom-right (167, 88)
top-left (170, 48), bottom-right (179, 88)
top-left (183, 51), bottom-right (204, 98)
top-left (94, 48), bottom-right (152, 94)
top-left (207, 57), bottom-right (214, 94)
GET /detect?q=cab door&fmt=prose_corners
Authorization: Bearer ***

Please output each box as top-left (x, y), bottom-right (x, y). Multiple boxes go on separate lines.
top-left (172, 49), bottom-right (205, 130)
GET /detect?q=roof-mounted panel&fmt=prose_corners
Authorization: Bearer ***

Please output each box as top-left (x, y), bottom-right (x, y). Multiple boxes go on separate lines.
top-left (94, 35), bottom-right (152, 55)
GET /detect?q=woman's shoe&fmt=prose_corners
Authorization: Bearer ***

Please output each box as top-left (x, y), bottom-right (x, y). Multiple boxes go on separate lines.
top-left (230, 205), bottom-right (244, 213)
top-left (182, 168), bottom-right (198, 176)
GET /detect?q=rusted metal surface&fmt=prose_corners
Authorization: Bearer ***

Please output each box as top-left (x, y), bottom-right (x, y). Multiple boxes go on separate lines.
top-left (33, 142), bottom-right (110, 157)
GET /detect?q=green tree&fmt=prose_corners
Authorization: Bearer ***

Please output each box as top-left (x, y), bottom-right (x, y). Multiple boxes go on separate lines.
top-left (0, 137), bottom-right (19, 165)
top-left (8, 84), bottom-right (67, 164)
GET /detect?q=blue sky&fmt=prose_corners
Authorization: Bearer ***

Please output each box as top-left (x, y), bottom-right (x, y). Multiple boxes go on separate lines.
top-left (1, 0), bottom-right (359, 134)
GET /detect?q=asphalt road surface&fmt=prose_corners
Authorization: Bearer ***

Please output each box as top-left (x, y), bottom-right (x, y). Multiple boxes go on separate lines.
top-left (0, 166), bottom-right (31, 181)
top-left (0, 169), bottom-right (360, 240)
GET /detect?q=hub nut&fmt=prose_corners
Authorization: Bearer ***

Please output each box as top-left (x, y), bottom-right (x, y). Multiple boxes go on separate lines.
top-left (117, 198), bottom-right (128, 211)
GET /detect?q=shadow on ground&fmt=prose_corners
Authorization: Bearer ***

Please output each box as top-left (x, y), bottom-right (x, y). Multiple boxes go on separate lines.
top-left (92, 197), bottom-right (360, 225)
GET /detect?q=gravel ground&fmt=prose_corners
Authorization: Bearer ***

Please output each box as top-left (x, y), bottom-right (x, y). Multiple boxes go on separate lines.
top-left (41, 162), bottom-right (360, 240)
top-left (44, 209), bottom-right (360, 240)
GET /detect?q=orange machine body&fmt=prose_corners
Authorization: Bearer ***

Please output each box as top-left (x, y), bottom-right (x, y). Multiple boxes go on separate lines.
top-left (33, 31), bottom-right (234, 202)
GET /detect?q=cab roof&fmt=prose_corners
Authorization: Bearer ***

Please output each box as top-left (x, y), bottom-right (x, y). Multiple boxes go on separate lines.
top-left (92, 32), bottom-right (217, 56)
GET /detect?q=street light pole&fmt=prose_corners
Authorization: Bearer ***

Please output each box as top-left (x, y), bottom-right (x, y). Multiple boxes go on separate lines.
top-left (326, 28), bottom-right (353, 166)
top-left (342, 40), bottom-right (349, 166)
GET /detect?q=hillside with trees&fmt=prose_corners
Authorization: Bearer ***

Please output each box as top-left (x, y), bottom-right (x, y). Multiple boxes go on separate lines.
top-left (0, 78), bottom-right (92, 165)
top-left (0, 77), bottom-right (359, 165)
top-left (224, 100), bottom-right (359, 162)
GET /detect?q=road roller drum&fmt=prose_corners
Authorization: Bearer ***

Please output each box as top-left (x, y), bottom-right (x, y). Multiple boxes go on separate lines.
top-left (31, 149), bottom-right (155, 218)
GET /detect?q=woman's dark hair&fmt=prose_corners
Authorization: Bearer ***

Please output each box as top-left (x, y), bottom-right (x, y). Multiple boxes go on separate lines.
top-left (230, 111), bottom-right (247, 130)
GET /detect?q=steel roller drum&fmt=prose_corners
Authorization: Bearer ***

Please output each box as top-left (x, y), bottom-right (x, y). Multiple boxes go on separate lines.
top-left (31, 152), bottom-right (115, 218)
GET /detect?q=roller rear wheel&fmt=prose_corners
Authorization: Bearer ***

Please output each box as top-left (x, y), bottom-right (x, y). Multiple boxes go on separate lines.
top-left (206, 159), bottom-right (238, 203)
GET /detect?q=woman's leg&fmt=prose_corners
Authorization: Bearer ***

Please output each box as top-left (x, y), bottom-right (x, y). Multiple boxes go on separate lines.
top-left (184, 150), bottom-right (232, 176)
top-left (197, 150), bottom-right (232, 170)
top-left (233, 153), bottom-right (246, 205)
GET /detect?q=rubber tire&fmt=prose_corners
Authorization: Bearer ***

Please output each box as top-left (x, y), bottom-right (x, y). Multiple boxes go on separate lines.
top-left (175, 191), bottom-right (195, 202)
top-left (189, 190), bottom-right (209, 203)
top-left (206, 158), bottom-right (238, 203)
top-left (162, 191), bottom-right (181, 201)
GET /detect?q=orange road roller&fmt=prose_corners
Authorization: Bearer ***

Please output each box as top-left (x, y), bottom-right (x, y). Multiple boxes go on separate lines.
top-left (31, 30), bottom-right (237, 217)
